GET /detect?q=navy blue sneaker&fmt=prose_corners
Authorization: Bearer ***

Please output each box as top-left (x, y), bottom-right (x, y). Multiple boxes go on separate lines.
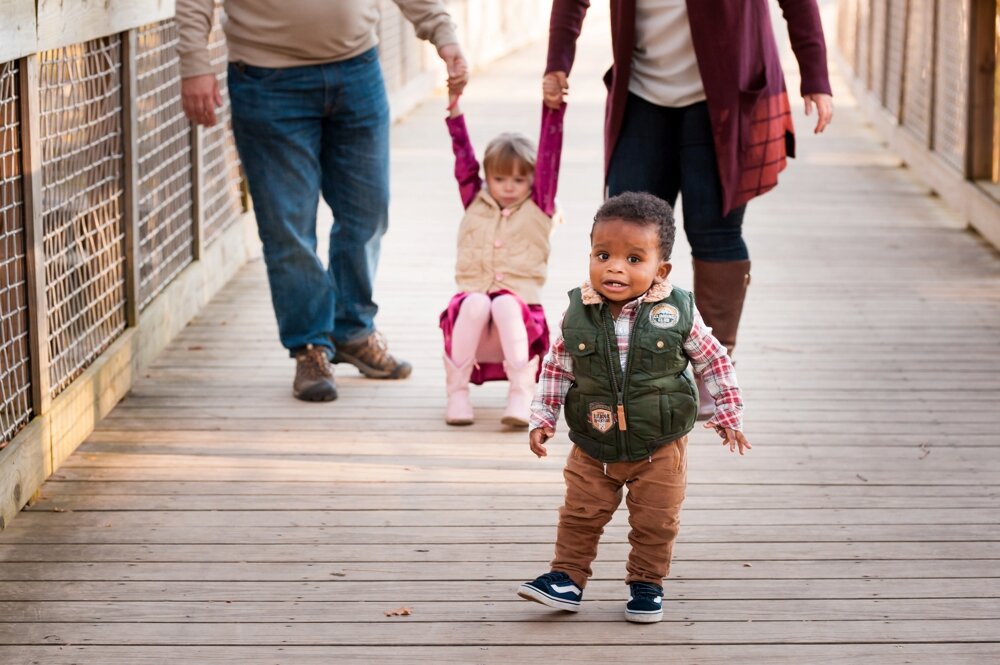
top-left (517, 571), bottom-right (582, 612)
top-left (625, 582), bottom-right (663, 623)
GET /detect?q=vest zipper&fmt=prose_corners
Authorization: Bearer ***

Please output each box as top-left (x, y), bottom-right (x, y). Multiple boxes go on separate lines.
top-left (603, 307), bottom-right (639, 460)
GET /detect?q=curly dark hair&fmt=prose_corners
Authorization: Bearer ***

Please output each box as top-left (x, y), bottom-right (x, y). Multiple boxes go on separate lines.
top-left (592, 191), bottom-right (676, 261)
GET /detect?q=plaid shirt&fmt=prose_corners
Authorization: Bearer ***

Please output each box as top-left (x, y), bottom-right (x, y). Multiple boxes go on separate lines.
top-left (529, 287), bottom-right (744, 433)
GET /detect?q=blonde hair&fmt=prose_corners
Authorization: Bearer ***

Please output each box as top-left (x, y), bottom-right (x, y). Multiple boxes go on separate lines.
top-left (482, 132), bottom-right (536, 177)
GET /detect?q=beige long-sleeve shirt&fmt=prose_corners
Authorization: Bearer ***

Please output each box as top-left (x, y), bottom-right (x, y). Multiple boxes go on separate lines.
top-left (176, 0), bottom-right (458, 78)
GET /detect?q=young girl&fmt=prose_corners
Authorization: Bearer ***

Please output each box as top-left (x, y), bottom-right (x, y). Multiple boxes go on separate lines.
top-left (439, 92), bottom-right (565, 427)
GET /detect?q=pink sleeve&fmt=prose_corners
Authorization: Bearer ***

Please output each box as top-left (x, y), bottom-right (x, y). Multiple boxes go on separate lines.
top-left (531, 103), bottom-right (566, 217)
top-left (446, 114), bottom-right (483, 209)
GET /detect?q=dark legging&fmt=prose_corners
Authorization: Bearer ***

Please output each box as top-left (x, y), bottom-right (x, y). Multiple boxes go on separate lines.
top-left (607, 94), bottom-right (748, 262)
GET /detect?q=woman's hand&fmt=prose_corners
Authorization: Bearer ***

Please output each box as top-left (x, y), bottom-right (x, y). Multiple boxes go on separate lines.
top-left (804, 93), bottom-right (833, 134)
top-left (543, 71), bottom-right (569, 109)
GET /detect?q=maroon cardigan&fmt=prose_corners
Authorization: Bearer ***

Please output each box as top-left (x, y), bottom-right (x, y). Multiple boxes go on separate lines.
top-left (546, 0), bottom-right (832, 215)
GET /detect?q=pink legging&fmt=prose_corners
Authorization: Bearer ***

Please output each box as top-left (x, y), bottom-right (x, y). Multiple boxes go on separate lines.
top-left (449, 293), bottom-right (529, 367)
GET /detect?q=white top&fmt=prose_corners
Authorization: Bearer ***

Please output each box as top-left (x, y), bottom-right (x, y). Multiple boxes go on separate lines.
top-left (628, 0), bottom-right (706, 108)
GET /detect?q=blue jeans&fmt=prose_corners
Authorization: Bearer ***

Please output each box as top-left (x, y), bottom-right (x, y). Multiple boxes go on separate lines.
top-left (228, 48), bottom-right (389, 355)
top-left (607, 94), bottom-right (748, 262)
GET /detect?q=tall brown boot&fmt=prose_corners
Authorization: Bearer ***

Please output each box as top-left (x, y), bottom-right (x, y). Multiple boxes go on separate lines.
top-left (693, 259), bottom-right (751, 420)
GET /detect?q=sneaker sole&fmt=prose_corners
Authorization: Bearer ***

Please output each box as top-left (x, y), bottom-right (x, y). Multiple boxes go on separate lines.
top-left (517, 584), bottom-right (580, 612)
top-left (333, 353), bottom-right (412, 380)
top-left (625, 609), bottom-right (663, 623)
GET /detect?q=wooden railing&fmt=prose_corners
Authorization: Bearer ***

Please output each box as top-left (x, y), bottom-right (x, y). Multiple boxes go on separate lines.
top-left (836, 0), bottom-right (1000, 248)
top-left (0, 0), bottom-right (552, 527)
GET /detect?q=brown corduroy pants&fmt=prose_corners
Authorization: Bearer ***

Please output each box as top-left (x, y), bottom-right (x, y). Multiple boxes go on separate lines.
top-left (551, 436), bottom-right (688, 589)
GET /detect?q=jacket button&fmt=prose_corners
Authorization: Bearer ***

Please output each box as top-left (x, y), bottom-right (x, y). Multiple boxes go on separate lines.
top-left (578, 343), bottom-right (586, 351)
top-left (494, 239), bottom-right (503, 248)
top-left (495, 273), bottom-right (505, 281)
top-left (656, 340), bottom-right (664, 348)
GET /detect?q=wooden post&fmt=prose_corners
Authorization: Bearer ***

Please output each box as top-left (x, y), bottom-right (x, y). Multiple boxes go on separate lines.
top-left (191, 123), bottom-right (206, 261)
top-left (121, 29), bottom-right (142, 324)
top-left (967, 0), bottom-right (998, 180)
top-left (18, 55), bottom-right (52, 415)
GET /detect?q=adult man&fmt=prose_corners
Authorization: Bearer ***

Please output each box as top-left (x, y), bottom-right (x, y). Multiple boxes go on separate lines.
top-left (177, 1), bottom-right (468, 401)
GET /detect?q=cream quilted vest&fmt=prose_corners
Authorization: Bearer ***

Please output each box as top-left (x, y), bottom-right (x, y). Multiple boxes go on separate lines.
top-left (455, 190), bottom-right (554, 305)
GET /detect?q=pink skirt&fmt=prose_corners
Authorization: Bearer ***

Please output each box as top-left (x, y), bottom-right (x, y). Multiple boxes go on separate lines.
top-left (439, 290), bottom-right (550, 385)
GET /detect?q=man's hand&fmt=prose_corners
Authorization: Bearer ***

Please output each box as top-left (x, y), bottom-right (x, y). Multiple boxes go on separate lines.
top-left (438, 44), bottom-right (468, 97)
top-left (804, 93), bottom-right (833, 134)
top-left (705, 422), bottom-right (752, 455)
top-left (529, 426), bottom-right (554, 458)
top-left (182, 74), bottom-right (223, 127)
top-left (543, 71), bottom-right (568, 109)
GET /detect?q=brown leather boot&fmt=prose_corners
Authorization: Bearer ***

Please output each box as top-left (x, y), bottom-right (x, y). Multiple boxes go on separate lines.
top-left (693, 259), bottom-right (751, 420)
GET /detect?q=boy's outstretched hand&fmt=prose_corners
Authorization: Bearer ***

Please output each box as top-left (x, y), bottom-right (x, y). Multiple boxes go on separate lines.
top-left (705, 423), bottom-right (752, 455)
top-left (529, 426), bottom-right (554, 458)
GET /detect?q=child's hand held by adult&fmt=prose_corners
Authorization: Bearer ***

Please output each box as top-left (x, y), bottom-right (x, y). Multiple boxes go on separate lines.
top-left (529, 426), bottom-right (554, 458)
top-left (543, 71), bottom-right (568, 109)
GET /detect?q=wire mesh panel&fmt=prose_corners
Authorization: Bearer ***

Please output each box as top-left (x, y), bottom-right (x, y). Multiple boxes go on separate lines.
top-left (870, 0), bottom-right (888, 102)
top-left (39, 37), bottom-right (127, 398)
top-left (378, 0), bottom-right (404, 93)
top-left (902, 0), bottom-right (935, 145)
top-left (202, 0), bottom-right (243, 246)
top-left (856, 0), bottom-right (872, 88)
top-left (884, 0), bottom-right (908, 118)
top-left (0, 61), bottom-right (33, 444)
top-left (135, 20), bottom-right (195, 308)
top-left (933, 0), bottom-right (970, 172)
top-left (838, 0), bottom-right (859, 72)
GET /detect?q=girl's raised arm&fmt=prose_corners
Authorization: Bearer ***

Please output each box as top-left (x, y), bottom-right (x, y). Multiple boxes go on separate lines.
top-left (445, 100), bottom-right (483, 209)
top-left (532, 103), bottom-right (567, 218)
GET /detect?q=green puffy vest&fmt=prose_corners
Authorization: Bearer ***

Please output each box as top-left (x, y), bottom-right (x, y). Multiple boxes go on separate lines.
top-left (562, 286), bottom-right (698, 462)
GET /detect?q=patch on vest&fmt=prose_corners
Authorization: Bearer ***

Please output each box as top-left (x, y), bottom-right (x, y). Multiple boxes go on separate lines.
top-left (648, 303), bottom-right (680, 329)
top-left (588, 402), bottom-right (615, 433)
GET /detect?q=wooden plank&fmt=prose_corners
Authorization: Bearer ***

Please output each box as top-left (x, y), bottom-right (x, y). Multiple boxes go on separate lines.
top-left (0, 558), bottom-right (995, 581)
top-left (0, 0), bottom-right (36, 62)
top-left (35, 0), bottom-right (177, 53)
top-left (0, 419), bottom-right (51, 529)
top-left (9, 507), bottom-right (1000, 528)
top-left (0, 598), bottom-right (996, 623)
top-left (2, 619), bottom-right (1000, 645)
top-left (1, 577), bottom-right (994, 602)
top-left (1, 644), bottom-right (998, 665)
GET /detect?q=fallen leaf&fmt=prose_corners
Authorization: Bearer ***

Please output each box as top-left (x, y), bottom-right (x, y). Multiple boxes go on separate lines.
top-left (856, 473), bottom-right (868, 482)
top-left (52, 507), bottom-right (67, 513)
top-left (188, 345), bottom-right (204, 351)
top-left (384, 606), bottom-right (412, 617)
top-left (918, 444), bottom-right (930, 460)
top-left (743, 562), bottom-right (752, 567)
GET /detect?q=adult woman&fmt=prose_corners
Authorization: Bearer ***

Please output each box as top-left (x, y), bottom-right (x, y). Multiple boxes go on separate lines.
top-left (543, 0), bottom-right (833, 416)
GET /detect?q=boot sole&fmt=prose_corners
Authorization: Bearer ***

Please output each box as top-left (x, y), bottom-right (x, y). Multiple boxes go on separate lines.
top-left (293, 384), bottom-right (338, 402)
top-left (500, 416), bottom-right (529, 428)
top-left (333, 353), bottom-right (412, 379)
top-left (446, 418), bottom-right (474, 426)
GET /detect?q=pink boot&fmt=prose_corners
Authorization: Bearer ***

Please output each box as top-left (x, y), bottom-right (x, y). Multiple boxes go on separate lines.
top-left (444, 356), bottom-right (475, 426)
top-left (501, 358), bottom-right (538, 428)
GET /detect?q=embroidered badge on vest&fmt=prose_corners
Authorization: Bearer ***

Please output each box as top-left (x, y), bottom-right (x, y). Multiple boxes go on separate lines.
top-left (588, 402), bottom-right (615, 433)
top-left (648, 303), bottom-right (680, 329)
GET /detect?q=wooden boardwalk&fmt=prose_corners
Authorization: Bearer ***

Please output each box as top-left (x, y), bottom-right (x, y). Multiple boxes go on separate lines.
top-left (3, 14), bottom-right (1000, 665)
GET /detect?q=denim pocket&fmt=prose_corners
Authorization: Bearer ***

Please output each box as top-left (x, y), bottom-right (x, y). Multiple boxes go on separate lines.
top-left (229, 62), bottom-right (283, 83)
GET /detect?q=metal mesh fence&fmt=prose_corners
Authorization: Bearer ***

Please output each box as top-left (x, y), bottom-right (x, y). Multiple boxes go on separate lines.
top-left (39, 36), bottom-right (127, 398)
top-left (135, 20), bottom-right (195, 308)
top-left (0, 61), bottom-right (33, 445)
top-left (202, 0), bottom-right (243, 246)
